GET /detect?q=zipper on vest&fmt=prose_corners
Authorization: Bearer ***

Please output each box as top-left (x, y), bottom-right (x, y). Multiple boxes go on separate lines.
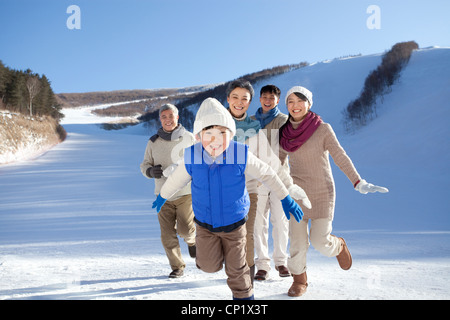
top-left (207, 168), bottom-right (212, 227)
top-left (217, 166), bottom-right (224, 227)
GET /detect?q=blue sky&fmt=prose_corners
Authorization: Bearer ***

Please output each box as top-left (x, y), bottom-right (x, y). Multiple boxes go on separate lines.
top-left (1, 0), bottom-right (449, 93)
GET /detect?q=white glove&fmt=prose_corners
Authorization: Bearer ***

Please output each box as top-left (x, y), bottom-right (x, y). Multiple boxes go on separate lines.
top-left (355, 179), bottom-right (389, 194)
top-left (288, 185), bottom-right (312, 209)
top-left (163, 164), bottom-right (178, 177)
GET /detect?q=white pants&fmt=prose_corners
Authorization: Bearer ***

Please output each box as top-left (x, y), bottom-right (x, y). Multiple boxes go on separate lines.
top-left (287, 217), bottom-right (341, 275)
top-left (254, 184), bottom-right (289, 271)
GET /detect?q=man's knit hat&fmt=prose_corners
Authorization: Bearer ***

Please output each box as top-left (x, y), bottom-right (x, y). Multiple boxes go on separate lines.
top-left (285, 86), bottom-right (313, 107)
top-left (193, 97), bottom-right (236, 136)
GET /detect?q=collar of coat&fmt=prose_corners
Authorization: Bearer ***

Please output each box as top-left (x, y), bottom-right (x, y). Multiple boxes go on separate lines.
top-left (150, 124), bottom-right (186, 142)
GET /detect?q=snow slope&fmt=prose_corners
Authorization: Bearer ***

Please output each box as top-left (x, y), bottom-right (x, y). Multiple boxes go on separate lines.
top-left (0, 48), bottom-right (449, 300)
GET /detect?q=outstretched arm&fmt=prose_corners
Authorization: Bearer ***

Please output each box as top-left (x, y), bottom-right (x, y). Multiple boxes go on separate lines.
top-left (324, 124), bottom-right (388, 194)
top-left (245, 151), bottom-right (303, 222)
top-left (250, 131), bottom-right (311, 208)
top-left (160, 159), bottom-right (192, 199)
top-left (153, 160), bottom-right (192, 212)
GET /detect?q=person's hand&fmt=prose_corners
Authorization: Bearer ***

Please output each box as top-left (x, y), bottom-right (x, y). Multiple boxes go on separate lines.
top-left (163, 164), bottom-right (178, 177)
top-left (147, 165), bottom-right (163, 179)
top-left (355, 179), bottom-right (389, 194)
top-left (152, 194), bottom-right (167, 212)
top-left (281, 195), bottom-right (304, 223)
top-left (288, 185), bottom-right (312, 209)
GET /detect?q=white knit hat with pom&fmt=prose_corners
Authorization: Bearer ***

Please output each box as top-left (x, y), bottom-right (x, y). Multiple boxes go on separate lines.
top-left (193, 97), bottom-right (236, 136)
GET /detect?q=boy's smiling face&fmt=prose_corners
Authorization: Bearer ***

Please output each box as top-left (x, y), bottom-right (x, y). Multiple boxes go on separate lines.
top-left (198, 125), bottom-right (232, 158)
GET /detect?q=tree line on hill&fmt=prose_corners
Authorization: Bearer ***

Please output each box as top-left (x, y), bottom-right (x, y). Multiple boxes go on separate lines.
top-left (56, 87), bottom-right (216, 119)
top-left (89, 90), bottom-right (199, 118)
top-left (138, 62), bottom-right (309, 131)
top-left (56, 88), bottom-right (181, 109)
top-left (343, 41), bottom-right (419, 130)
top-left (58, 62), bottom-right (309, 127)
top-left (0, 61), bottom-right (63, 119)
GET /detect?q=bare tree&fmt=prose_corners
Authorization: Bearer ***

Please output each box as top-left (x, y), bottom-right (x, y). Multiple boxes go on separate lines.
top-left (26, 76), bottom-right (40, 116)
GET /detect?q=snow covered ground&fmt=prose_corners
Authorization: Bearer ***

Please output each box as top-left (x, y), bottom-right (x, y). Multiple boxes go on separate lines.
top-left (0, 47), bottom-right (449, 301)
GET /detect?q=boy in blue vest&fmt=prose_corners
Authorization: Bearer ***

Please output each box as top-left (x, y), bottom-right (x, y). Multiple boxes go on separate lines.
top-left (152, 97), bottom-right (303, 300)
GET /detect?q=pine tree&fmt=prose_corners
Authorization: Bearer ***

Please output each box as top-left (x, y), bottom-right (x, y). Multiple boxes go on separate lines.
top-left (0, 62), bottom-right (62, 119)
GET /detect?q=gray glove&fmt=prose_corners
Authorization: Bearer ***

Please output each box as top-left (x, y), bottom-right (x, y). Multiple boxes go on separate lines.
top-left (147, 165), bottom-right (163, 179)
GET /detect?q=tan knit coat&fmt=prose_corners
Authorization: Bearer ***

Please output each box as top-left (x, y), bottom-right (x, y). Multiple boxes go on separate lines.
top-left (280, 121), bottom-right (361, 220)
top-left (140, 131), bottom-right (195, 200)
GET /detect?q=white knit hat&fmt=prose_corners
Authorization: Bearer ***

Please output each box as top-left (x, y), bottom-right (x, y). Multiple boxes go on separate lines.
top-left (193, 97), bottom-right (236, 136)
top-left (285, 86), bottom-right (313, 107)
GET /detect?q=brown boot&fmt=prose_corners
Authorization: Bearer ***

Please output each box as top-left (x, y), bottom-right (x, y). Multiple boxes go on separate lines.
top-left (254, 269), bottom-right (268, 281)
top-left (275, 265), bottom-right (291, 277)
top-left (336, 237), bottom-right (352, 270)
top-left (287, 272), bottom-right (308, 297)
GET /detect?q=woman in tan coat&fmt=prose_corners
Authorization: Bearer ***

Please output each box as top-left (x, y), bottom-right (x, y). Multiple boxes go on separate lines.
top-left (279, 86), bottom-right (388, 297)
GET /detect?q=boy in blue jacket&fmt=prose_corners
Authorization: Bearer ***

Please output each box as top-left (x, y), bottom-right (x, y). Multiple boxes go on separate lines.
top-left (152, 97), bottom-right (303, 300)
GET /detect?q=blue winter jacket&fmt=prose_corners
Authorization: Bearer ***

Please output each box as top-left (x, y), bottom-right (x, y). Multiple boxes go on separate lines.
top-left (184, 141), bottom-right (250, 232)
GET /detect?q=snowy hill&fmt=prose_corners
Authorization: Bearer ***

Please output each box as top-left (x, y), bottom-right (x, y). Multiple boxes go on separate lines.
top-left (0, 47), bottom-right (449, 300)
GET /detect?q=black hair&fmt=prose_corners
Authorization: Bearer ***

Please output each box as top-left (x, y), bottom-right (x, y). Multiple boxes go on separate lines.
top-left (292, 92), bottom-right (308, 102)
top-left (226, 79), bottom-right (254, 101)
top-left (260, 84), bottom-right (281, 98)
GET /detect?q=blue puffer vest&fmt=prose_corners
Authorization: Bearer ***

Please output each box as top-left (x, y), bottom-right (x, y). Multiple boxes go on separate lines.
top-left (184, 141), bottom-right (250, 232)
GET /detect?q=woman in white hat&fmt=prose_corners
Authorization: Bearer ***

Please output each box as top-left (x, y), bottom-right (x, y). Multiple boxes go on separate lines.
top-left (279, 86), bottom-right (389, 297)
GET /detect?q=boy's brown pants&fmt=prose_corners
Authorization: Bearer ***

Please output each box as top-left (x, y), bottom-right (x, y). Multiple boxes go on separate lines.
top-left (195, 223), bottom-right (253, 299)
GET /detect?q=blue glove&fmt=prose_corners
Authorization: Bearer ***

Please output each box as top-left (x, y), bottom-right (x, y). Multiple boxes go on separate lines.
top-left (152, 194), bottom-right (167, 212)
top-left (281, 195), bottom-right (303, 223)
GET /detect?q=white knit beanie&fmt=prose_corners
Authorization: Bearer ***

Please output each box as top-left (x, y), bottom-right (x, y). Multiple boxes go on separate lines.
top-left (285, 86), bottom-right (313, 107)
top-left (193, 97), bottom-right (236, 136)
